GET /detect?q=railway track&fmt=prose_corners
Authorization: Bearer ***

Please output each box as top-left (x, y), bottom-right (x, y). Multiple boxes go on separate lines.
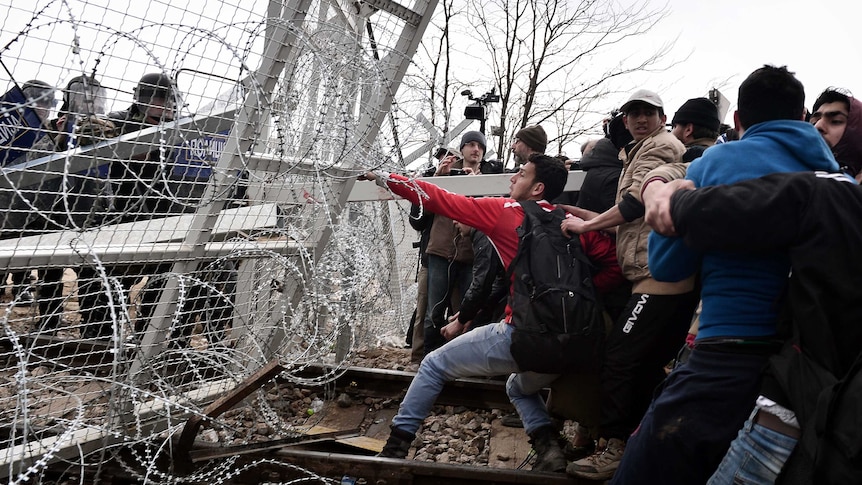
top-left (30, 358), bottom-right (598, 484)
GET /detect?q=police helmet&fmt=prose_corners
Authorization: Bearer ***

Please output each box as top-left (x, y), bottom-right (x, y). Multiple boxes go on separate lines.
top-left (20, 80), bottom-right (56, 109)
top-left (61, 75), bottom-right (104, 113)
top-left (134, 72), bottom-right (176, 106)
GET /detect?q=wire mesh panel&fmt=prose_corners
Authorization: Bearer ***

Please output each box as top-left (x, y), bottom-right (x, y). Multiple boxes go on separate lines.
top-left (0, 0), bottom-right (436, 482)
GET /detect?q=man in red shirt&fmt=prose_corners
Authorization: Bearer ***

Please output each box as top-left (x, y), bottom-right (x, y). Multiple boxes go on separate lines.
top-left (364, 154), bottom-right (623, 472)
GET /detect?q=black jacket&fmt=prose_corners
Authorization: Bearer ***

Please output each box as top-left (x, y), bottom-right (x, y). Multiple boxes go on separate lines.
top-left (670, 171), bottom-right (862, 483)
top-left (576, 138), bottom-right (623, 214)
top-left (457, 229), bottom-right (506, 327)
top-left (671, 171), bottom-right (862, 379)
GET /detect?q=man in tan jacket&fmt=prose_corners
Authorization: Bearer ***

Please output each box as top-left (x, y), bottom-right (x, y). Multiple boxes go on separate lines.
top-left (561, 89), bottom-right (699, 481)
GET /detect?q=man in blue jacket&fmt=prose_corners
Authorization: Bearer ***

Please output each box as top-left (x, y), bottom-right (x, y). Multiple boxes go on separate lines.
top-left (610, 65), bottom-right (841, 485)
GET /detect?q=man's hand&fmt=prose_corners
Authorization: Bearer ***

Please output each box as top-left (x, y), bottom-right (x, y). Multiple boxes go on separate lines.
top-left (435, 154), bottom-right (458, 176)
top-left (454, 221), bottom-right (472, 238)
top-left (441, 312), bottom-right (470, 340)
top-left (358, 171), bottom-right (377, 181)
top-left (643, 178), bottom-right (695, 236)
top-left (75, 115), bottom-right (117, 146)
top-left (561, 216), bottom-right (588, 236)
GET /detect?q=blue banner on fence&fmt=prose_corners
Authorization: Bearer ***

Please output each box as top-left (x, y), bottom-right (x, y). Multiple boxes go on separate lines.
top-left (0, 86), bottom-right (45, 166)
top-left (172, 130), bottom-right (229, 180)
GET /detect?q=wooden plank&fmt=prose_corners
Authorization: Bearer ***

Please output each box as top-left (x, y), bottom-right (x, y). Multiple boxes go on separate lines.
top-left (336, 435), bottom-right (384, 453)
top-left (174, 359), bottom-right (284, 472)
top-left (29, 381), bottom-right (110, 421)
top-left (488, 417), bottom-right (533, 471)
top-left (0, 374), bottom-right (244, 479)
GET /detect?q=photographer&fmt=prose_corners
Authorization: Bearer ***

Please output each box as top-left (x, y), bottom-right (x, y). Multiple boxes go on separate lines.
top-left (420, 131), bottom-right (488, 355)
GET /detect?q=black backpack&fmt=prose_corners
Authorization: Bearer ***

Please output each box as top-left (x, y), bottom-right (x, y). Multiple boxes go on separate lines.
top-left (507, 200), bottom-right (605, 374)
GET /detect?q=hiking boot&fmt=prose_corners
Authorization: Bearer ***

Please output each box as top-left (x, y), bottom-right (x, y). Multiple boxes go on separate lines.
top-left (378, 426), bottom-right (415, 459)
top-left (567, 437), bottom-right (625, 480)
top-left (500, 412), bottom-right (523, 428)
top-left (529, 425), bottom-right (566, 473)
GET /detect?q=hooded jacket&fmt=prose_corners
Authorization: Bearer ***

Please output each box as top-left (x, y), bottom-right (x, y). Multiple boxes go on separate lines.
top-left (832, 96), bottom-right (862, 177)
top-left (649, 120), bottom-right (840, 340)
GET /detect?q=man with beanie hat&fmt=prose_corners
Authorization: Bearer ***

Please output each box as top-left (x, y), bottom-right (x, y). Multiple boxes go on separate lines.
top-left (671, 97), bottom-right (721, 162)
top-left (420, 130), bottom-right (488, 356)
top-left (511, 124), bottom-right (547, 166)
top-left (639, 97), bottom-right (723, 218)
top-left (459, 130), bottom-right (486, 168)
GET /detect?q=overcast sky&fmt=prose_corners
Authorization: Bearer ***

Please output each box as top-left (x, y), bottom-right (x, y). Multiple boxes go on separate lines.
top-left (3, 0), bottom-right (859, 156)
top-left (629, 0), bottom-right (861, 127)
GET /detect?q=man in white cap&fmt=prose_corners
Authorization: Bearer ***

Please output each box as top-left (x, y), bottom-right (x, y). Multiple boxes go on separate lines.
top-left (561, 88), bottom-right (698, 481)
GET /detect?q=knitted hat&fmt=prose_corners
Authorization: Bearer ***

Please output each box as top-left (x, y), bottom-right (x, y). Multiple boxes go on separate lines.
top-left (620, 89), bottom-right (664, 113)
top-left (515, 124), bottom-right (547, 153)
top-left (459, 130), bottom-right (487, 152)
top-left (672, 97), bottom-right (721, 132)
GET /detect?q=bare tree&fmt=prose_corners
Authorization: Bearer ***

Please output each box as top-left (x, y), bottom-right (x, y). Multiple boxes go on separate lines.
top-left (395, 0), bottom-right (473, 168)
top-left (470, 0), bottom-right (676, 164)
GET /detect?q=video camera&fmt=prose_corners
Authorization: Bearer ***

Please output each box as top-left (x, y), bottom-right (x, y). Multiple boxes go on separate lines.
top-left (461, 88), bottom-right (500, 121)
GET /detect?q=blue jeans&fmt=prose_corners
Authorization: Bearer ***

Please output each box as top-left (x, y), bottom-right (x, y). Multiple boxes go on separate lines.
top-left (707, 411), bottom-right (798, 485)
top-left (391, 321), bottom-right (558, 436)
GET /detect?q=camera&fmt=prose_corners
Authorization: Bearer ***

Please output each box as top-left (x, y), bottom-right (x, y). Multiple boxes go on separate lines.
top-left (461, 88), bottom-right (500, 121)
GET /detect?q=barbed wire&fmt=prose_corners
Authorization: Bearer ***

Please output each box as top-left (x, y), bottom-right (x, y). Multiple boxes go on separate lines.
top-left (0, 0), bottom-right (427, 482)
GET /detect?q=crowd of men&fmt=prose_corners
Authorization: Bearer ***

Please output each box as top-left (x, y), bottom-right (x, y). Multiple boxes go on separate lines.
top-left (373, 64), bottom-right (862, 485)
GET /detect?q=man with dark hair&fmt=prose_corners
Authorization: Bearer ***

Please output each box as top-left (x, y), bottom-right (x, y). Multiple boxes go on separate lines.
top-left (736, 66), bottom-right (805, 128)
top-left (810, 87), bottom-right (862, 181)
top-left (645, 171), bottom-right (862, 484)
top-left (613, 65), bottom-right (841, 485)
top-left (363, 154), bottom-right (624, 473)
